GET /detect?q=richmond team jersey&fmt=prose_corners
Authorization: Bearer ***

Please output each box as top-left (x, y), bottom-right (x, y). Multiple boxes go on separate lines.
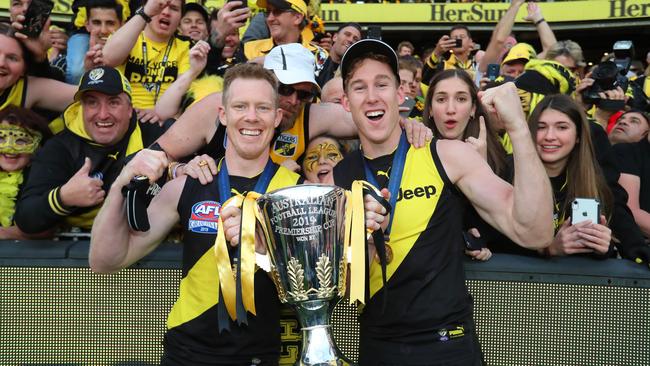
top-left (333, 140), bottom-right (473, 342)
top-left (165, 165), bottom-right (301, 364)
top-left (118, 33), bottom-right (191, 109)
top-left (270, 104), bottom-right (310, 165)
top-left (0, 77), bottom-right (27, 110)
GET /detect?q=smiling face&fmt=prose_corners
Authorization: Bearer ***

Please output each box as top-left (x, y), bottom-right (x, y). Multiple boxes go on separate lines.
top-left (0, 121), bottom-right (34, 172)
top-left (0, 34), bottom-right (26, 93)
top-left (535, 109), bottom-right (578, 173)
top-left (302, 136), bottom-right (343, 184)
top-left (331, 25), bottom-right (361, 60)
top-left (219, 78), bottom-right (282, 161)
top-left (86, 7), bottom-right (121, 45)
top-left (265, 5), bottom-right (302, 44)
top-left (342, 58), bottom-right (403, 154)
top-left (81, 91), bottom-right (133, 146)
top-left (429, 76), bottom-right (475, 141)
top-left (609, 111), bottom-right (650, 145)
top-left (179, 9), bottom-right (208, 41)
top-left (222, 30), bottom-right (240, 59)
top-left (149, 0), bottom-right (183, 40)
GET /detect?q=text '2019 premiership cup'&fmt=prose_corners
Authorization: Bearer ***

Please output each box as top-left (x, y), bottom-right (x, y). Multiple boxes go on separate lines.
top-left (257, 185), bottom-right (352, 366)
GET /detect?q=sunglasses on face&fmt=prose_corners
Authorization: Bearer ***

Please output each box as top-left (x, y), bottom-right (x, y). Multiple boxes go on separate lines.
top-left (265, 8), bottom-right (292, 17)
top-left (278, 83), bottom-right (315, 102)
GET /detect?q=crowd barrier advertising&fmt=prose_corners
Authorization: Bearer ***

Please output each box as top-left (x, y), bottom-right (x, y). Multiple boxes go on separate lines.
top-left (1, 241), bottom-right (649, 365)
top-left (2, 0), bottom-right (649, 23)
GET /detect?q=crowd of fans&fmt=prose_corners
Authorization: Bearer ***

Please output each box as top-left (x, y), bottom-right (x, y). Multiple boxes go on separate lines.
top-left (1, 0), bottom-right (649, 268)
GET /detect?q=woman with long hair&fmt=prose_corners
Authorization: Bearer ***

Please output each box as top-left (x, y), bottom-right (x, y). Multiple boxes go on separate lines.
top-left (422, 69), bottom-right (510, 261)
top-left (528, 94), bottom-right (613, 256)
top-left (0, 22), bottom-right (75, 113)
top-left (422, 69), bottom-right (508, 179)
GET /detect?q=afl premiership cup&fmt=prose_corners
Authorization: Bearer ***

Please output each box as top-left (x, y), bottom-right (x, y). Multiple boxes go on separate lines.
top-left (257, 185), bottom-right (352, 366)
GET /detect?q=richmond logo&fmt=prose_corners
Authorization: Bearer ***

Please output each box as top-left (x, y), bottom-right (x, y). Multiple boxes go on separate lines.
top-left (396, 185), bottom-right (437, 201)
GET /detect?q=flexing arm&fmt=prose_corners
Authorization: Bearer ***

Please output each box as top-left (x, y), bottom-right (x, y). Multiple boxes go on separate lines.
top-left (155, 92), bottom-right (221, 160)
top-left (89, 149), bottom-right (180, 273)
top-left (619, 173), bottom-right (650, 237)
top-left (25, 76), bottom-right (76, 112)
top-left (441, 83), bottom-right (554, 249)
top-left (479, 0), bottom-right (525, 73)
top-left (154, 40), bottom-right (210, 120)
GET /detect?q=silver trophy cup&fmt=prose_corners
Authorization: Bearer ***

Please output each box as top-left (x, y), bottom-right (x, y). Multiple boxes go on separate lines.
top-left (257, 185), bottom-right (352, 366)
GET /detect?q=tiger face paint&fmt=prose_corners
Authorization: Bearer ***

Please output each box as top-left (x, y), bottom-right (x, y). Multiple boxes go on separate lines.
top-left (302, 139), bottom-right (343, 184)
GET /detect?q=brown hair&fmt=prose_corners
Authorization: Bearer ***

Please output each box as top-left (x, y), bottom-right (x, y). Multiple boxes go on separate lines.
top-left (0, 22), bottom-right (31, 73)
top-left (342, 53), bottom-right (399, 92)
top-left (0, 105), bottom-right (52, 140)
top-left (422, 69), bottom-right (508, 178)
top-left (527, 94), bottom-right (613, 219)
top-left (222, 63), bottom-right (279, 107)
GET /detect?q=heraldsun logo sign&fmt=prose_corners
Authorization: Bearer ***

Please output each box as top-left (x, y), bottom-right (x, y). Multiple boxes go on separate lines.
top-left (189, 200), bottom-right (220, 234)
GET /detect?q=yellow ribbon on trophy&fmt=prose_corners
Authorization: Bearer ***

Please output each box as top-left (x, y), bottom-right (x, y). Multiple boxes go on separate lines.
top-left (344, 180), bottom-right (387, 305)
top-left (214, 191), bottom-right (262, 321)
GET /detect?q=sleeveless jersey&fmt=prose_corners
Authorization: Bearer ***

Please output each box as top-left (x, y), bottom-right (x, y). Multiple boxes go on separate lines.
top-left (0, 78), bottom-right (27, 111)
top-left (333, 140), bottom-right (473, 342)
top-left (166, 165), bottom-right (300, 364)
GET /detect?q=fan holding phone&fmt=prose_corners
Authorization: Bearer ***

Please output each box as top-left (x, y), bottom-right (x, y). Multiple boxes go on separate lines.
top-left (8, 0), bottom-right (59, 66)
top-left (528, 94), bottom-right (613, 257)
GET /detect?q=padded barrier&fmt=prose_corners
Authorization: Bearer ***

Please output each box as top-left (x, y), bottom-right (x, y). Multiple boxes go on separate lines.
top-left (1, 241), bottom-right (649, 365)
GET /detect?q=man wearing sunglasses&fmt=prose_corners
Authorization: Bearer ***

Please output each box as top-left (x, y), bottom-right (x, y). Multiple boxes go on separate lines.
top-left (240, 0), bottom-right (327, 72)
top-left (152, 43), bottom-right (432, 182)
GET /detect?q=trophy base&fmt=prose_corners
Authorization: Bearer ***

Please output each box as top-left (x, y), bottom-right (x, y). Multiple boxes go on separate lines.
top-left (299, 324), bottom-right (353, 366)
top-left (295, 300), bottom-right (355, 366)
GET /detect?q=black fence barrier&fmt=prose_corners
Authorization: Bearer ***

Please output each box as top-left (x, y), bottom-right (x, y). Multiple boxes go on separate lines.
top-left (1, 240), bottom-right (649, 365)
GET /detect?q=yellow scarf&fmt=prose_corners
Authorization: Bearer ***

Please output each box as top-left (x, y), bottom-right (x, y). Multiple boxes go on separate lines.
top-left (0, 170), bottom-right (23, 227)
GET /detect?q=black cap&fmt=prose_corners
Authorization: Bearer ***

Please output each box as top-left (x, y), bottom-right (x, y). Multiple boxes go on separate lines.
top-left (340, 39), bottom-right (399, 86)
top-left (183, 2), bottom-right (209, 24)
top-left (75, 66), bottom-right (132, 101)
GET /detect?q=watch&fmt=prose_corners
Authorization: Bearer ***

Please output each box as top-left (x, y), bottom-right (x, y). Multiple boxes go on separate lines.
top-left (135, 6), bottom-right (152, 23)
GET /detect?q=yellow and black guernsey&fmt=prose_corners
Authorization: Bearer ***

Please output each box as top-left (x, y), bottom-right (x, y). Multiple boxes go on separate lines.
top-left (333, 138), bottom-right (480, 364)
top-left (14, 102), bottom-right (164, 233)
top-left (269, 104), bottom-right (310, 165)
top-left (165, 163), bottom-right (302, 365)
top-left (0, 77), bottom-right (28, 111)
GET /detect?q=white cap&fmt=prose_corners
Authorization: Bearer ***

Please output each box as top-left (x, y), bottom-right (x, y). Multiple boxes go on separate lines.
top-left (264, 43), bottom-right (320, 91)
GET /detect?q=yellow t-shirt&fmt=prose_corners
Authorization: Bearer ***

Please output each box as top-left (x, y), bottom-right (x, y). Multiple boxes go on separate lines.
top-left (118, 33), bottom-right (191, 109)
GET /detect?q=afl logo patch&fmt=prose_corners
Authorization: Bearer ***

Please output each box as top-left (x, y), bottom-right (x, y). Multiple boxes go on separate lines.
top-left (189, 201), bottom-right (220, 234)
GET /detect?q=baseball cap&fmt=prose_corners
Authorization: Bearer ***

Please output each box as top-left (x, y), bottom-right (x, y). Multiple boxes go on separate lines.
top-left (340, 38), bottom-right (400, 86)
top-left (264, 43), bottom-right (320, 91)
top-left (257, 0), bottom-right (307, 16)
top-left (183, 2), bottom-right (209, 24)
top-left (75, 66), bottom-right (132, 101)
top-left (502, 43), bottom-right (536, 65)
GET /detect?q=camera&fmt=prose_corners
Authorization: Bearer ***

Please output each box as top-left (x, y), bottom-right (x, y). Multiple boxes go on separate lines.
top-left (581, 40), bottom-right (634, 111)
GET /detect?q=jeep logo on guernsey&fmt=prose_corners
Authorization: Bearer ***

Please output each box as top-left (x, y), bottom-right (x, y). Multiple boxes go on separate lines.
top-left (189, 201), bottom-right (221, 234)
top-left (396, 185), bottom-right (437, 201)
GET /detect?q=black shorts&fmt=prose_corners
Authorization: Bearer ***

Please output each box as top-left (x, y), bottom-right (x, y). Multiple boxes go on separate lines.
top-left (358, 327), bottom-right (484, 366)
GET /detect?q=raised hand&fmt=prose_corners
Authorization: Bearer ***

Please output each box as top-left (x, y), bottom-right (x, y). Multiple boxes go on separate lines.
top-left (465, 116), bottom-right (488, 161)
top-left (60, 157), bottom-right (105, 207)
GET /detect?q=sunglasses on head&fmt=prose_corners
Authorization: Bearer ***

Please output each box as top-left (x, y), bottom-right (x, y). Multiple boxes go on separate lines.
top-left (278, 83), bottom-right (315, 102)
